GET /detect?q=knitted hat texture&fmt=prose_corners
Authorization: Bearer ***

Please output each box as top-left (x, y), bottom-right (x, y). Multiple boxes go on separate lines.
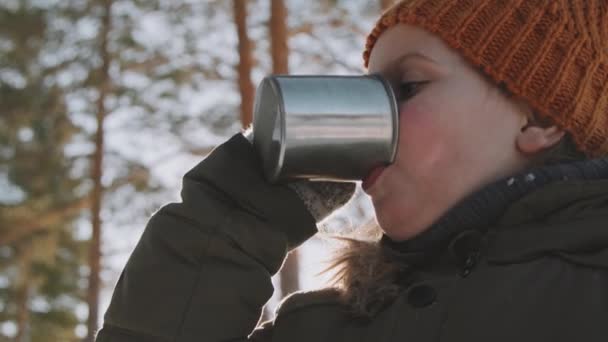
top-left (364, 0), bottom-right (608, 158)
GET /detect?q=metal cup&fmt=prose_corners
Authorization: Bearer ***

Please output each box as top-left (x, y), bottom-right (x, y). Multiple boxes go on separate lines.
top-left (252, 74), bottom-right (399, 183)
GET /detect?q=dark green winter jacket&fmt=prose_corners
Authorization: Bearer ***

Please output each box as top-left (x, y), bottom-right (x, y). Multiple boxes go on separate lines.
top-left (96, 133), bottom-right (608, 342)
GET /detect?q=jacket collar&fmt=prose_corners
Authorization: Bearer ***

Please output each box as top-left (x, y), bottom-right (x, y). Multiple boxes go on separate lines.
top-left (497, 178), bottom-right (608, 228)
top-left (487, 178), bottom-right (608, 269)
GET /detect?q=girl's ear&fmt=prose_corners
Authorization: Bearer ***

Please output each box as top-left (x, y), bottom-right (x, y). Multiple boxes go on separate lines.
top-left (516, 122), bottom-right (565, 155)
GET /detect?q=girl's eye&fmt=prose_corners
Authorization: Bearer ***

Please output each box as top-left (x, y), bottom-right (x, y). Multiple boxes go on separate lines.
top-left (398, 81), bottom-right (427, 101)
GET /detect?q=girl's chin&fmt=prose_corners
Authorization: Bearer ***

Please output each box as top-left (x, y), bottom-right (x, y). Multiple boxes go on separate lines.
top-left (380, 225), bottom-right (416, 242)
top-left (381, 223), bottom-right (427, 242)
top-left (375, 208), bottom-right (408, 240)
top-left (374, 202), bottom-right (430, 242)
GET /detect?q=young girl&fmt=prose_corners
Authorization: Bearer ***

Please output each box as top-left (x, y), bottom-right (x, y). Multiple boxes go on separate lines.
top-left (97, 1), bottom-right (608, 341)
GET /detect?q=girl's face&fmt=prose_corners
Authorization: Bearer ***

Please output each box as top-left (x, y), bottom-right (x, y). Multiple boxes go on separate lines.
top-left (365, 24), bottom-right (563, 241)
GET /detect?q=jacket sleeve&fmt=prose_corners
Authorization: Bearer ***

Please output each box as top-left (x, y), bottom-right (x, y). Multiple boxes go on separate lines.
top-left (95, 133), bottom-right (318, 342)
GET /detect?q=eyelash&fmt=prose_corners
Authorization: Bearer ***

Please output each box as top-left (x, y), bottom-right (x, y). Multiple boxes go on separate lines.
top-left (398, 81), bottom-right (427, 101)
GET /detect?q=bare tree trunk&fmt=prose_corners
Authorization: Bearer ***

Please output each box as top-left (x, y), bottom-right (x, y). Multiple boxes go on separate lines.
top-left (270, 0), bottom-right (300, 300)
top-left (87, 0), bottom-right (112, 340)
top-left (15, 244), bottom-right (33, 342)
top-left (380, 0), bottom-right (394, 11)
top-left (270, 0), bottom-right (288, 74)
top-left (234, 0), bottom-right (255, 128)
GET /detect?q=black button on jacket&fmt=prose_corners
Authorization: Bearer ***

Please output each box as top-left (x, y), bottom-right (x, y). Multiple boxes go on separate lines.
top-left (96, 134), bottom-right (608, 342)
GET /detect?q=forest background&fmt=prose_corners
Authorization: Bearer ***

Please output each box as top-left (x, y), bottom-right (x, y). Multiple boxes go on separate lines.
top-left (0, 0), bottom-right (395, 341)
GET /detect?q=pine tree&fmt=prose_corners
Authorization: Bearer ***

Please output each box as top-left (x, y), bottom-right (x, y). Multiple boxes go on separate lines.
top-left (0, 2), bottom-right (89, 340)
top-left (86, 0), bottom-right (112, 338)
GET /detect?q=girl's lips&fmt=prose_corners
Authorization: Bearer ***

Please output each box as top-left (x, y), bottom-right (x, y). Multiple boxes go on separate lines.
top-left (362, 165), bottom-right (386, 192)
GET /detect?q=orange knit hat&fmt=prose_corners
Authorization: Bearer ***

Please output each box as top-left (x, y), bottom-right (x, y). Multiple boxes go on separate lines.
top-left (363, 0), bottom-right (608, 158)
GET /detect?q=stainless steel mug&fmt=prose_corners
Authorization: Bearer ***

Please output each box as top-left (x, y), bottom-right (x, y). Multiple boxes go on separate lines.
top-left (252, 74), bottom-right (399, 183)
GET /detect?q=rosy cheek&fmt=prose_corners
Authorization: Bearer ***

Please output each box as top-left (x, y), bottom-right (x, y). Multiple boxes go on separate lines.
top-left (397, 102), bottom-right (447, 170)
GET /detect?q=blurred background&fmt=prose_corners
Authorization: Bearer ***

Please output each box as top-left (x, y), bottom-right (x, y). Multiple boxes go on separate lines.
top-left (0, 0), bottom-right (394, 341)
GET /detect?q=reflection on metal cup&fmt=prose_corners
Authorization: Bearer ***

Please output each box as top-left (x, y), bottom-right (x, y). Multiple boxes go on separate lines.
top-left (252, 74), bottom-right (399, 183)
